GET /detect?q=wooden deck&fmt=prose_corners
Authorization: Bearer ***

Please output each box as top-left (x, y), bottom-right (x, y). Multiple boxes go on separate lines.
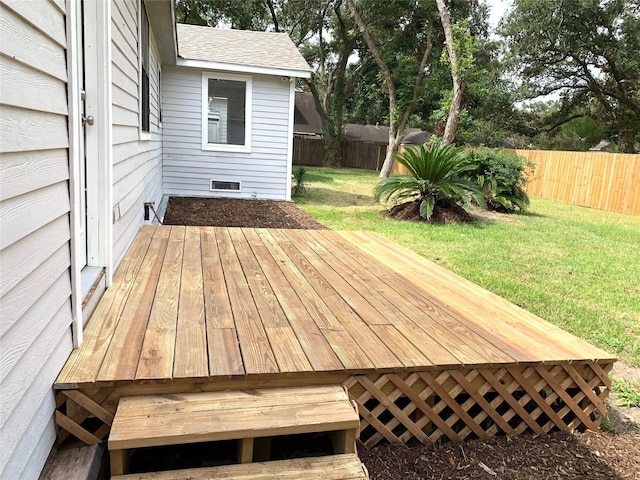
top-left (54, 226), bottom-right (615, 446)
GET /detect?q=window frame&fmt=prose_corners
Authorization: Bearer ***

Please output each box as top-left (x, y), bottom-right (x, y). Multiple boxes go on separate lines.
top-left (139, 0), bottom-right (150, 137)
top-left (201, 71), bottom-right (252, 153)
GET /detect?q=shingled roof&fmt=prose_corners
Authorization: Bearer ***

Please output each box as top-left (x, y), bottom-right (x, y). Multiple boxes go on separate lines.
top-left (177, 24), bottom-right (311, 76)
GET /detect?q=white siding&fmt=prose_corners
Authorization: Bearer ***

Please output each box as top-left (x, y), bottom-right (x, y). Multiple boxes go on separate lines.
top-left (0, 1), bottom-right (73, 478)
top-left (1, 0), bottom-right (167, 477)
top-left (110, 0), bottom-right (163, 268)
top-left (162, 67), bottom-right (291, 200)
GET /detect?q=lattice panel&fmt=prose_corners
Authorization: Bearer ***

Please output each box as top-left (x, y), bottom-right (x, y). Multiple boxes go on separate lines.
top-left (343, 362), bottom-right (612, 447)
top-left (55, 388), bottom-right (115, 445)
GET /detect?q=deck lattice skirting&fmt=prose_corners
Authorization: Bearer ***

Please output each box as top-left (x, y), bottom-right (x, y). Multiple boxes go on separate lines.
top-left (54, 361), bottom-right (611, 448)
top-left (344, 362), bottom-right (611, 446)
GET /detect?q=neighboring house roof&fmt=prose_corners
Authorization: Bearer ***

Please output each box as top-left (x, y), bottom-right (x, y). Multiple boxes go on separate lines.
top-left (293, 92), bottom-right (428, 143)
top-left (344, 124), bottom-right (428, 145)
top-left (294, 91), bottom-right (323, 136)
top-left (176, 24), bottom-right (311, 78)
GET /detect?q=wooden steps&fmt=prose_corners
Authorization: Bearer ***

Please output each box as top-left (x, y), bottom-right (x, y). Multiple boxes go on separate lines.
top-left (108, 385), bottom-right (364, 478)
top-left (111, 454), bottom-right (369, 479)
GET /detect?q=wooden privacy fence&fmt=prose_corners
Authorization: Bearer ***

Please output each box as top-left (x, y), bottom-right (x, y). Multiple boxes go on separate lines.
top-left (392, 148), bottom-right (640, 216)
top-left (293, 137), bottom-right (386, 170)
top-left (515, 150), bottom-right (639, 216)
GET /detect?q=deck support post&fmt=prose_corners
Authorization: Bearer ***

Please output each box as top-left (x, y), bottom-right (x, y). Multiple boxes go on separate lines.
top-left (332, 429), bottom-right (357, 454)
top-left (110, 449), bottom-right (129, 476)
top-left (238, 438), bottom-right (254, 463)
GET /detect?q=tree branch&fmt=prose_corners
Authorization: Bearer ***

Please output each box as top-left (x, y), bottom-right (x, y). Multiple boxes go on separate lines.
top-left (345, 0), bottom-right (397, 108)
top-left (265, 0), bottom-right (280, 32)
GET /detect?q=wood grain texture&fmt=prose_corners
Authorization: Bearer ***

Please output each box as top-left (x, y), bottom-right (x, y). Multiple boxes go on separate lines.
top-left (173, 227), bottom-right (208, 379)
top-left (108, 386), bottom-right (358, 450)
top-left (111, 454), bottom-right (368, 480)
top-left (55, 227), bottom-right (614, 389)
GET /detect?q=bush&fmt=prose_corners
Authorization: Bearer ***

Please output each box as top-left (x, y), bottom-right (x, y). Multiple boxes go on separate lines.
top-left (463, 148), bottom-right (534, 213)
top-left (374, 143), bottom-right (481, 220)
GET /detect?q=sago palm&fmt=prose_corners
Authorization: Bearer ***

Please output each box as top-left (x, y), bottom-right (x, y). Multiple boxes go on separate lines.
top-left (374, 143), bottom-right (481, 220)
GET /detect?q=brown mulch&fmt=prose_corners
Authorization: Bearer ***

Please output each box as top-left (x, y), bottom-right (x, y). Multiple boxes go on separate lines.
top-left (160, 196), bottom-right (639, 479)
top-left (359, 431), bottom-right (640, 480)
top-left (162, 197), bottom-right (327, 230)
top-left (386, 199), bottom-right (474, 224)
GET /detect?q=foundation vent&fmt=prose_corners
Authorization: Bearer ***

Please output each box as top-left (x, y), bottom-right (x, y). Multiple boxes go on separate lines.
top-left (210, 180), bottom-right (241, 191)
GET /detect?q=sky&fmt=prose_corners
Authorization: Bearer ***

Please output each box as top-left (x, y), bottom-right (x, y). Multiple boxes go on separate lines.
top-left (484, 0), bottom-right (512, 29)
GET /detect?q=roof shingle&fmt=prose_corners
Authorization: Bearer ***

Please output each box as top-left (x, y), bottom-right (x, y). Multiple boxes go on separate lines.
top-left (177, 24), bottom-right (311, 74)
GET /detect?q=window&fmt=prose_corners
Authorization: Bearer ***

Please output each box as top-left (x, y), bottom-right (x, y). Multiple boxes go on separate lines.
top-left (140, 2), bottom-right (150, 132)
top-left (202, 73), bottom-right (251, 152)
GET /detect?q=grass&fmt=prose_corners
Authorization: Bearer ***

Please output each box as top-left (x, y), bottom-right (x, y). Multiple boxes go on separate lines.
top-left (295, 167), bottom-right (640, 367)
top-left (612, 378), bottom-right (640, 408)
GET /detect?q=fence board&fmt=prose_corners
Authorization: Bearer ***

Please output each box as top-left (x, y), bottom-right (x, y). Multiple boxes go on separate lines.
top-left (293, 137), bottom-right (386, 170)
top-left (518, 150), bottom-right (640, 216)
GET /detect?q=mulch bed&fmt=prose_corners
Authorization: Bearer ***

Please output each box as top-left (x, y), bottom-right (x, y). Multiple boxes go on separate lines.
top-left (159, 196), bottom-right (639, 480)
top-left (386, 199), bottom-right (474, 224)
top-left (162, 197), bottom-right (326, 230)
top-left (359, 431), bottom-right (640, 480)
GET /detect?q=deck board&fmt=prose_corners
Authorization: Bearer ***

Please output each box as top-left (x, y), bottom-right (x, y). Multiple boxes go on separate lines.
top-left (174, 227), bottom-right (208, 379)
top-left (135, 226), bottom-right (184, 380)
top-left (55, 226), bottom-right (615, 389)
top-left (96, 228), bottom-right (168, 383)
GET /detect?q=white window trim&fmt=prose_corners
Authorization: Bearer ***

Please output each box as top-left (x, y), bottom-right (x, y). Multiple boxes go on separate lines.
top-left (201, 71), bottom-right (252, 153)
top-left (138, 0), bottom-right (151, 140)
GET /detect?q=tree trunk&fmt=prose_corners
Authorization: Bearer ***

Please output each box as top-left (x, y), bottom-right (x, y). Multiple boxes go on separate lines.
top-left (323, 125), bottom-right (343, 167)
top-left (436, 0), bottom-right (465, 146)
top-left (379, 131), bottom-right (402, 178)
top-left (442, 78), bottom-right (465, 146)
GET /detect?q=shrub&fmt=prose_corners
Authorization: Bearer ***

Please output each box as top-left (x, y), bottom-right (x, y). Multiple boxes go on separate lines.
top-left (292, 167), bottom-right (309, 197)
top-left (374, 143), bottom-right (481, 220)
top-left (463, 148), bottom-right (534, 213)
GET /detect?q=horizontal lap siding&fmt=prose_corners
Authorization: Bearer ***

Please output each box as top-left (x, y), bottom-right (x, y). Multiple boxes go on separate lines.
top-left (111, 0), bottom-right (163, 269)
top-left (0, 0), bottom-right (73, 478)
top-left (162, 67), bottom-right (291, 200)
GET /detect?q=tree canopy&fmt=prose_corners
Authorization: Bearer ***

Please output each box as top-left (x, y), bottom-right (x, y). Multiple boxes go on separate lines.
top-left (501, 0), bottom-right (640, 153)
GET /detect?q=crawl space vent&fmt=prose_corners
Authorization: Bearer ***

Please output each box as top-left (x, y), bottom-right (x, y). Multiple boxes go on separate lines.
top-left (210, 180), bottom-right (241, 191)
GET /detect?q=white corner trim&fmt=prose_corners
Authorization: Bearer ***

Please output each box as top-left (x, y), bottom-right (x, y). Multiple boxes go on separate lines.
top-left (286, 78), bottom-right (295, 201)
top-left (102, 0), bottom-right (113, 286)
top-left (178, 57), bottom-right (311, 79)
top-left (66, 0), bottom-right (83, 348)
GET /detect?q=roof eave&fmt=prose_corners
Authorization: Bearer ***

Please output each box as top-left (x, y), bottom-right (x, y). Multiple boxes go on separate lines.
top-left (176, 57), bottom-right (312, 79)
top-left (145, 0), bottom-right (177, 65)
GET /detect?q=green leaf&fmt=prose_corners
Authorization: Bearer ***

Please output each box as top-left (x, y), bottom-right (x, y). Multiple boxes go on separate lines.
top-left (419, 197), bottom-right (435, 220)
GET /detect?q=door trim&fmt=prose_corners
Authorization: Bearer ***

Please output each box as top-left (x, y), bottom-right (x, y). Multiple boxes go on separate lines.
top-left (84, 0), bottom-right (113, 284)
top-left (66, 0), bottom-right (113, 348)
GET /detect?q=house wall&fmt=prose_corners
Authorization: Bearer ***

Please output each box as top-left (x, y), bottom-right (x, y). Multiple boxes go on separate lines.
top-left (111, 0), bottom-right (164, 268)
top-left (0, 1), bottom-right (165, 478)
top-left (0, 1), bottom-right (75, 479)
top-left (162, 66), bottom-right (292, 200)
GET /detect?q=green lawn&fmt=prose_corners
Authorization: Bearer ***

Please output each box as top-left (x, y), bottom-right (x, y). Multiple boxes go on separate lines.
top-left (294, 167), bottom-right (640, 367)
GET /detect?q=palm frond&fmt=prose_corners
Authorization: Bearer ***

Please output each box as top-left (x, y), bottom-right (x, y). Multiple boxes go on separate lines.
top-left (376, 142), bottom-right (478, 220)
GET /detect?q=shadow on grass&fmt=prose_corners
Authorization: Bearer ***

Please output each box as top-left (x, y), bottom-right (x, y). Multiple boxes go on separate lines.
top-left (302, 187), bottom-right (378, 207)
top-left (306, 172), bottom-right (336, 184)
top-left (521, 209), bottom-right (548, 218)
